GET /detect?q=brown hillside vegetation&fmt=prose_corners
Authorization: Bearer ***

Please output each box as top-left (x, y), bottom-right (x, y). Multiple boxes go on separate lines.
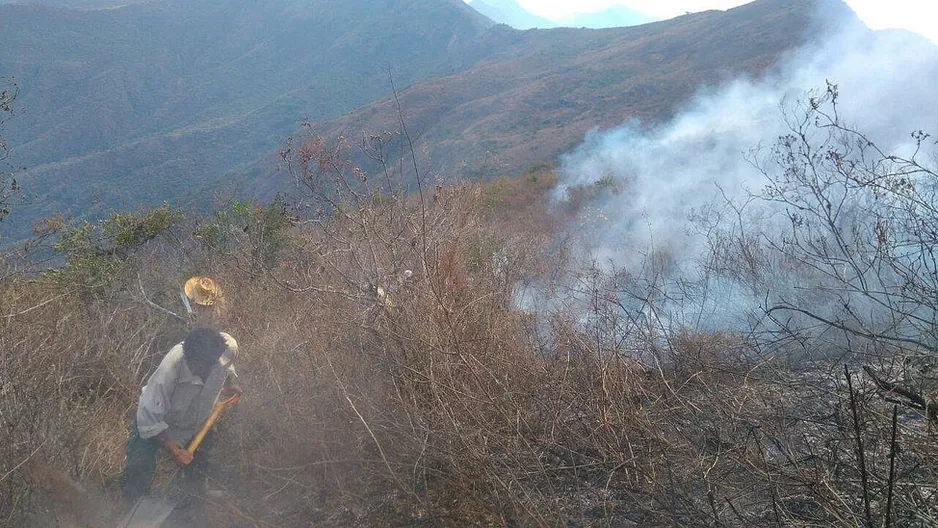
top-left (2, 0), bottom-right (847, 243)
top-left (3, 126), bottom-right (938, 527)
top-left (297, 0), bottom-right (837, 182)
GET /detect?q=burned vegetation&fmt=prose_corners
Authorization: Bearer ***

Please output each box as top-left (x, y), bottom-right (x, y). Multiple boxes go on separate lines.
top-left (2, 89), bottom-right (938, 527)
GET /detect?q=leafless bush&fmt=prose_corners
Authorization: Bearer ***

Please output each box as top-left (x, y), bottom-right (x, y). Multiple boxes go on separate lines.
top-left (687, 83), bottom-right (938, 525)
top-left (0, 274), bottom-right (176, 525)
top-left (3, 85), bottom-right (938, 527)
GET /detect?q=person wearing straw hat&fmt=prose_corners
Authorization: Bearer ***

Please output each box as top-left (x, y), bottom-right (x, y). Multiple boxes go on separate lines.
top-left (181, 275), bottom-right (240, 384)
top-left (120, 278), bottom-right (241, 504)
top-left (182, 276), bottom-right (238, 378)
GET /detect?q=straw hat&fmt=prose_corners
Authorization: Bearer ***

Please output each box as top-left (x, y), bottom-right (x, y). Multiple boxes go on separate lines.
top-left (184, 276), bottom-right (223, 306)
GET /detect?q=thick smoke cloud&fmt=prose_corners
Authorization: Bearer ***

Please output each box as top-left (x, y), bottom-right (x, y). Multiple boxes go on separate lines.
top-left (551, 5), bottom-right (938, 336)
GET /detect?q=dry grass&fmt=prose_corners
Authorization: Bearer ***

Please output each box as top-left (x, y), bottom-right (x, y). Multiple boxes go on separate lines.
top-left (2, 164), bottom-right (937, 527)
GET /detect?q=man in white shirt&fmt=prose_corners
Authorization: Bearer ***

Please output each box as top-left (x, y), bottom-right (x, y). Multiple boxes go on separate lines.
top-left (120, 326), bottom-right (240, 503)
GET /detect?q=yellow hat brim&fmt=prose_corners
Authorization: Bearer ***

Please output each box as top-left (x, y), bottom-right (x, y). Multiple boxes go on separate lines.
top-left (184, 276), bottom-right (222, 306)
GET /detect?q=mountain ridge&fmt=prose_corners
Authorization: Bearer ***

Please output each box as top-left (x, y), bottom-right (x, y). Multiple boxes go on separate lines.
top-left (2, 0), bottom-right (494, 238)
top-left (269, 0), bottom-right (842, 185)
top-left (3, 0), bottom-right (860, 241)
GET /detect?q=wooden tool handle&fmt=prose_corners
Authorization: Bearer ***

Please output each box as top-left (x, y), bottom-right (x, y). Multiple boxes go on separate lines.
top-left (186, 393), bottom-right (240, 456)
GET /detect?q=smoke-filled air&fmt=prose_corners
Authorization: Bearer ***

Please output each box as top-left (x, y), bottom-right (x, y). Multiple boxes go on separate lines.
top-left (552, 6), bottom-right (938, 346)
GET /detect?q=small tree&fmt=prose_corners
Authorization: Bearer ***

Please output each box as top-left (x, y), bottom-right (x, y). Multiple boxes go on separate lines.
top-left (40, 205), bottom-right (184, 298)
top-left (745, 84), bottom-right (938, 409)
top-left (193, 196), bottom-right (293, 275)
top-left (695, 81), bottom-right (938, 471)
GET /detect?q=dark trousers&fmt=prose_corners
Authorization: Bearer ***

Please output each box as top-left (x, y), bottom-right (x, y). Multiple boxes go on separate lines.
top-left (119, 421), bottom-right (214, 504)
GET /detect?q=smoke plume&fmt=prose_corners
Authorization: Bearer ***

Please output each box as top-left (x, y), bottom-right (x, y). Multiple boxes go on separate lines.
top-left (551, 4), bottom-right (938, 339)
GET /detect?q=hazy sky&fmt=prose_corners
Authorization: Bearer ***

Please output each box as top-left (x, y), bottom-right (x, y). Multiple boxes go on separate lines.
top-left (517, 0), bottom-right (938, 44)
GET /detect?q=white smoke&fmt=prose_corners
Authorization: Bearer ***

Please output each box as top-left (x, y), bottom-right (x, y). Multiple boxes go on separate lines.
top-left (551, 6), bottom-right (938, 337)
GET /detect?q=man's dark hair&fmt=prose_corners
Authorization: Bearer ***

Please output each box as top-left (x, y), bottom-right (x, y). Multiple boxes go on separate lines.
top-left (183, 326), bottom-right (227, 366)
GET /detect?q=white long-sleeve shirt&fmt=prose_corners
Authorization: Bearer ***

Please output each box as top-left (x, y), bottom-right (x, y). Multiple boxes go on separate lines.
top-left (135, 333), bottom-right (238, 445)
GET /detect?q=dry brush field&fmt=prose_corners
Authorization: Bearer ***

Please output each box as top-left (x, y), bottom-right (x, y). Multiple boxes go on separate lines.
top-left (2, 134), bottom-right (938, 527)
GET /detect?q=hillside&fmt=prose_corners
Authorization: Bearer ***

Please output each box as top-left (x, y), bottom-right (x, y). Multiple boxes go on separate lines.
top-left (281, 0), bottom-right (832, 183)
top-left (1, 0), bottom-right (488, 168)
top-left (4, 1), bottom-right (938, 524)
top-left (2, 0), bottom-right (852, 242)
top-left (0, 0), bottom-right (492, 239)
top-left (5, 120), bottom-right (938, 525)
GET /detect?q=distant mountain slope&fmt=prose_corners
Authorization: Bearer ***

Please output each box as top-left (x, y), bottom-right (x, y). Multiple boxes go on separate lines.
top-left (288, 0), bottom-right (837, 182)
top-left (4, 0), bottom-right (491, 166)
top-left (467, 0), bottom-right (554, 29)
top-left (1, 0), bottom-right (858, 242)
top-left (1, 0), bottom-right (492, 238)
top-left (560, 5), bottom-right (657, 28)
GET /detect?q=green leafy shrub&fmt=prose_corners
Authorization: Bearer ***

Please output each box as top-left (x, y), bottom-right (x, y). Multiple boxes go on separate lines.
top-left (193, 196), bottom-right (292, 273)
top-left (44, 205), bottom-right (182, 298)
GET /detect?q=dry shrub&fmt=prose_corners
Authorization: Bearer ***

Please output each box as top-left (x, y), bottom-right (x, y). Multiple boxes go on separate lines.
top-left (213, 155), bottom-right (665, 524)
top-left (666, 330), bottom-right (752, 385)
top-left (0, 275), bottom-right (172, 525)
top-left (2, 143), bottom-right (938, 527)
